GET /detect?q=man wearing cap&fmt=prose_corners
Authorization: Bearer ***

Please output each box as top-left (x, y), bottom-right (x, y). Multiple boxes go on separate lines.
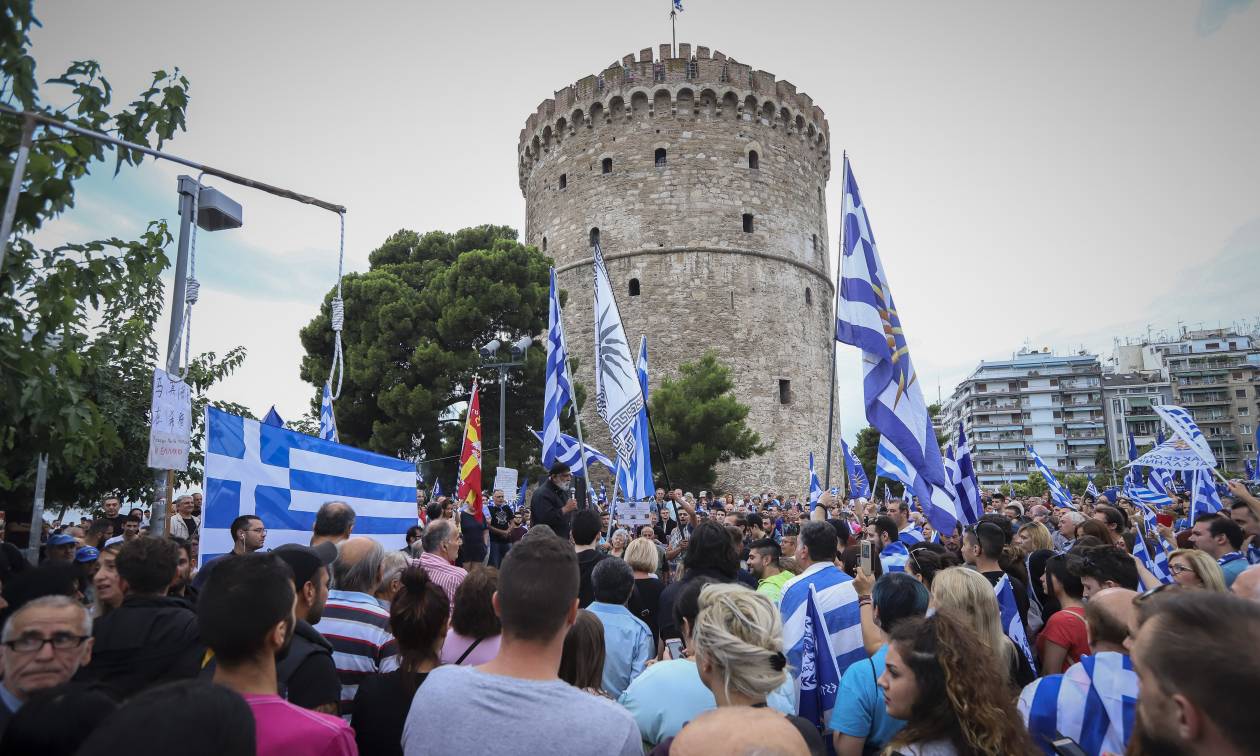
top-left (530, 463), bottom-right (578, 542)
top-left (43, 533), bottom-right (77, 564)
top-left (274, 542), bottom-right (341, 715)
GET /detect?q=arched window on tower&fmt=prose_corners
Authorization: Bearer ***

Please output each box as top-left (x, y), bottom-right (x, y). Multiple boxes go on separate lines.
top-left (748, 150), bottom-right (759, 170)
top-left (655, 148), bottom-right (667, 168)
top-left (629, 278), bottom-right (641, 297)
top-left (590, 228), bottom-right (600, 247)
top-left (542, 236), bottom-right (548, 252)
top-left (602, 157), bottom-right (613, 174)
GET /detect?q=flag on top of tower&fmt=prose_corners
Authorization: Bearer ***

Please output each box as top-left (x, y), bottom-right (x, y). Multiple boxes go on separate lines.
top-left (833, 159), bottom-right (960, 535)
top-left (1026, 446), bottom-right (1075, 509)
top-left (591, 238), bottom-right (645, 466)
top-left (616, 335), bottom-right (655, 502)
top-left (319, 381), bottom-right (338, 442)
top-left (542, 268), bottom-right (577, 471)
top-left (841, 438), bottom-right (870, 499)
top-left (673, 0), bottom-right (683, 11)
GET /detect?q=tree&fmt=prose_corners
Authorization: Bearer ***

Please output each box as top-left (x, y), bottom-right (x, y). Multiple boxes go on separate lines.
top-left (298, 226), bottom-right (554, 486)
top-left (648, 351), bottom-right (770, 492)
top-left (0, 3), bottom-right (246, 527)
top-left (1015, 471), bottom-right (1049, 499)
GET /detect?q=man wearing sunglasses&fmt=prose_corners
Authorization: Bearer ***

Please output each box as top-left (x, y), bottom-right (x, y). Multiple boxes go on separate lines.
top-left (0, 595), bottom-right (94, 738)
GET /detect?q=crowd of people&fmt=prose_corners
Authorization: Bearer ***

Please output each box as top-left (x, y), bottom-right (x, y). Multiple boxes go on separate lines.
top-left (1, 459), bottom-right (1258, 755)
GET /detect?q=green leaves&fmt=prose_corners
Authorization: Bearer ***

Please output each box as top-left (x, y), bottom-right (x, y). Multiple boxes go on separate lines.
top-left (648, 351), bottom-right (770, 491)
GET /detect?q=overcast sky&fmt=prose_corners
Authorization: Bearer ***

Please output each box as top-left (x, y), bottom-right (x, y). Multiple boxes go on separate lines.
top-left (29, 0), bottom-right (1260, 446)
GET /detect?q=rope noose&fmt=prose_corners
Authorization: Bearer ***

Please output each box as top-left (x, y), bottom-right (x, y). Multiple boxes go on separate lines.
top-left (176, 171), bottom-right (206, 381)
top-left (327, 210), bottom-right (346, 399)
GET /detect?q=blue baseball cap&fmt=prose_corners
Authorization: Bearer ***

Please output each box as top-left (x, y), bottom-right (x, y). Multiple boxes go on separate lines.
top-left (75, 546), bottom-right (100, 563)
top-left (48, 533), bottom-right (76, 547)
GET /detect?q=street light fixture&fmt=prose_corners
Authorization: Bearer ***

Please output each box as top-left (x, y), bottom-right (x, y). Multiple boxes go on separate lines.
top-left (480, 335), bottom-right (535, 473)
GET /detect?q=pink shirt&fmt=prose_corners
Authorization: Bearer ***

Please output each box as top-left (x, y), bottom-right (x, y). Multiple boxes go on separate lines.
top-left (244, 693), bottom-right (358, 756)
top-left (416, 552), bottom-right (467, 614)
top-left (439, 629), bottom-right (501, 666)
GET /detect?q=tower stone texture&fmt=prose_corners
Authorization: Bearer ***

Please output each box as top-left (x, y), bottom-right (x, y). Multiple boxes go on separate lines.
top-left (518, 43), bottom-right (839, 495)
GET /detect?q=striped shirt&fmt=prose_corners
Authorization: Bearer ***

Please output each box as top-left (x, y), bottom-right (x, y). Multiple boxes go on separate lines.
top-left (781, 562), bottom-right (865, 699)
top-left (880, 540), bottom-right (910, 573)
top-left (315, 589), bottom-right (398, 717)
top-left (417, 551), bottom-right (468, 614)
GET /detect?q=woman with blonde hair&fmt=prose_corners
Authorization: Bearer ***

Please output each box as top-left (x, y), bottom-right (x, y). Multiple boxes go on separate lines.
top-left (625, 536), bottom-right (665, 647)
top-left (1012, 521), bottom-right (1054, 555)
top-left (930, 567), bottom-right (1033, 689)
top-left (681, 583), bottom-right (825, 755)
top-left (1168, 548), bottom-right (1228, 592)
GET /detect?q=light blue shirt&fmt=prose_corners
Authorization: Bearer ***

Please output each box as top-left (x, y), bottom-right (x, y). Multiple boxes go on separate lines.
top-left (586, 601), bottom-right (653, 699)
top-left (0, 682), bottom-right (22, 715)
top-left (828, 644), bottom-right (906, 750)
top-left (617, 659), bottom-right (798, 746)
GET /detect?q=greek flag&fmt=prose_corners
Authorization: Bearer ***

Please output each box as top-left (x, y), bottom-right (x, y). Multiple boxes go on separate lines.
top-left (1190, 467), bottom-right (1223, 525)
top-left (530, 429), bottom-right (612, 474)
top-left (319, 381), bottom-right (338, 442)
top-left (431, 479), bottom-right (443, 499)
top-left (1123, 481), bottom-right (1173, 509)
top-left (616, 336), bottom-right (655, 501)
top-left (202, 407), bottom-right (416, 566)
top-left (880, 540), bottom-right (910, 572)
top-left (542, 268), bottom-right (576, 470)
top-left (834, 159), bottom-right (960, 535)
top-left (1027, 446), bottom-right (1075, 509)
top-left (514, 479), bottom-right (528, 509)
top-left (782, 570), bottom-right (862, 733)
top-left (672, 0), bottom-right (683, 11)
top-left (793, 584), bottom-right (842, 738)
top-left (1148, 466), bottom-right (1175, 500)
top-left (262, 406), bottom-right (285, 427)
top-left (808, 452), bottom-right (824, 512)
top-left (875, 436), bottom-right (912, 486)
top-left (1125, 431), bottom-right (1143, 488)
top-left (1085, 475), bottom-right (1100, 500)
top-left (995, 573), bottom-right (1035, 674)
top-left (952, 423), bottom-right (981, 526)
top-left (592, 240), bottom-right (645, 465)
top-left (1153, 404), bottom-right (1218, 469)
top-left (1132, 526), bottom-right (1172, 587)
top-left (841, 438), bottom-right (870, 499)
top-left (1019, 652), bottom-right (1138, 756)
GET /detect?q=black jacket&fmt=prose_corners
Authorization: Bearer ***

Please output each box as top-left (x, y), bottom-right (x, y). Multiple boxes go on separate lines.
top-left (530, 479), bottom-right (572, 542)
top-left (77, 595), bottom-right (203, 698)
top-left (277, 618), bottom-right (340, 711)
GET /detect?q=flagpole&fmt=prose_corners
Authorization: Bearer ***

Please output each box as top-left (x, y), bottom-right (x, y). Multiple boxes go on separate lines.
top-left (607, 460), bottom-right (621, 540)
top-left (669, 0), bottom-right (676, 57)
top-left (823, 153), bottom-right (849, 488)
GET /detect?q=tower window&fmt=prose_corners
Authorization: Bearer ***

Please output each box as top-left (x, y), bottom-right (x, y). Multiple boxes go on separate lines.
top-left (590, 227), bottom-right (600, 247)
top-left (812, 233), bottom-right (818, 253)
top-left (748, 150), bottom-right (759, 169)
top-left (558, 173), bottom-right (567, 189)
top-left (602, 157), bottom-right (613, 174)
top-left (629, 278), bottom-right (641, 296)
top-left (779, 379), bottom-right (792, 405)
top-left (742, 213), bottom-right (754, 233)
top-left (655, 148), bottom-right (667, 167)
top-left (542, 236), bottom-right (548, 252)
top-left (805, 287), bottom-right (812, 305)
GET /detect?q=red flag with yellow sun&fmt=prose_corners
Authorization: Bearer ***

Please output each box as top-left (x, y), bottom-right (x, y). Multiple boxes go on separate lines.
top-left (456, 379), bottom-right (485, 522)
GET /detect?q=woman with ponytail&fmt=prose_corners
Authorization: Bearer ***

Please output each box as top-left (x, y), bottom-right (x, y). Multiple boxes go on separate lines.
top-left (352, 566), bottom-right (449, 756)
top-left (879, 611), bottom-right (1034, 756)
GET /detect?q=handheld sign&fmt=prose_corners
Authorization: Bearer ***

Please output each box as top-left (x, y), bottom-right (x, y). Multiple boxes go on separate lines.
top-left (148, 368), bottom-right (192, 470)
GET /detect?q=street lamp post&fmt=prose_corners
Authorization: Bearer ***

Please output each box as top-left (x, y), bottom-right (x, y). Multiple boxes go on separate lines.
top-left (479, 336), bottom-right (534, 473)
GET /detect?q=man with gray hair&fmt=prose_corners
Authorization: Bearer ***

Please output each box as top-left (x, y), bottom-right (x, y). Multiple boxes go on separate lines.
top-left (1056, 510), bottom-right (1087, 551)
top-left (313, 537), bottom-right (397, 716)
top-left (586, 558), bottom-right (652, 698)
top-left (416, 518), bottom-right (467, 613)
top-left (311, 501), bottom-right (356, 548)
top-left (0, 595), bottom-right (94, 736)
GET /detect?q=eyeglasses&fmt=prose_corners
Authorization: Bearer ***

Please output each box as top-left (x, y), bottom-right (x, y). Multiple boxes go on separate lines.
top-left (1169, 563), bottom-right (1192, 575)
top-left (4, 633), bottom-right (91, 653)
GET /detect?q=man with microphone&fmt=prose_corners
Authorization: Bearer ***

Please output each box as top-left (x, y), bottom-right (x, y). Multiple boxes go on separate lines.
top-left (530, 462), bottom-right (579, 542)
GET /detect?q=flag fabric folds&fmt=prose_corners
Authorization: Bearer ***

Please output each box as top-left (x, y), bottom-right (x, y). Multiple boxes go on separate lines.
top-left (808, 453), bottom-right (824, 512)
top-left (431, 479), bottom-right (443, 499)
top-left (952, 423), bottom-right (982, 525)
top-left (1085, 475), bottom-right (1100, 500)
top-left (542, 268), bottom-right (577, 471)
top-left (514, 479), bottom-right (528, 510)
top-left (1190, 468), bottom-right (1223, 525)
top-left (875, 436), bottom-right (912, 487)
top-left (1019, 652), bottom-right (1138, 756)
top-left (456, 380), bottom-right (485, 522)
top-left (592, 239), bottom-right (645, 466)
top-left (1152, 404), bottom-right (1218, 469)
top-left (319, 381), bottom-right (339, 442)
top-left (262, 406), bottom-right (285, 427)
top-left (1026, 446), bottom-right (1075, 509)
top-left (203, 406), bottom-right (416, 567)
top-left (995, 574), bottom-right (1036, 674)
top-left (793, 584), bottom-right (842, 740)
top-left (781, 569), bottom-right (863, 737)
top-left (616, 335), bottom-right (655, 501)
top-left (530, 429), bottom-right (613, 473)
top-left (841, 439), bottom-right (870, 499)
top-left (834, 160), bottom-right (960, 535)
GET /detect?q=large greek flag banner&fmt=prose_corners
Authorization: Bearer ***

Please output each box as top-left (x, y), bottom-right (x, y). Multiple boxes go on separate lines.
top-left (834, 160), bottom-right (959, 535)
top-left (203, 406), bottom-right (416, 567)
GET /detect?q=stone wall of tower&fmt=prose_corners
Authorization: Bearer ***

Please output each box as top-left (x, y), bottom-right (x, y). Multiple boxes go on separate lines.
top-left (519, 43), bottom-right (841, 495)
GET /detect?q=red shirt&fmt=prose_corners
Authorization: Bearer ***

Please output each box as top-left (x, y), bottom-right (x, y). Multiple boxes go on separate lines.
top-left (1036, 605), bottom-right (1090, 672)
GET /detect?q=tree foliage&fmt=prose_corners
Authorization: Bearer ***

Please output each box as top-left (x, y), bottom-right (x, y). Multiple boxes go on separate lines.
top-left (299, 226), bottom-right (555, 486)
top-left (1, 2), bottom-right (245, 523)
top-left (648, 351), bottom-right (770, 492)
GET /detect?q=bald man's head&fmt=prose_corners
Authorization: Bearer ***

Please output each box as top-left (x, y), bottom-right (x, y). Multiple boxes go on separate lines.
top-left (1233, 565), bottom-right (1260, 603)
top-left (670, 708), bottom-right (809, 756)
top-left (1087, 587), bottom-right (1138, 653)
top-left (330, 537), bottom-right (384, 594)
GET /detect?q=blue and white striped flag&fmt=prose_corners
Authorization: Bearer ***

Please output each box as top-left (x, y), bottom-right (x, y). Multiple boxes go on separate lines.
top-left (1190, 467), bottom-right (1223, 525)
top-left (530, 429), bottom-right (613, 474)
top-left (1132, 525), bottom-right (1172, 587)
top-left (808, 452), bottom-right (824, 512)
top-left (875, 436), bottom-right (912, 487)
top-left (1123, 481), bottom-right (1173, 509)
top-left (319, 381), bottom-right (338, 442)
top-left (513, 479), bottom-right (528, 510)
top-left (782, 569), bottom-right (863, 733)
top-left (592, 240), bottom-right (644, 466)
top-left (880, 539), bottom-right (910, 572)
top-left (542, 268), bottom-right (577, 471)
top-left (794, 584), bottom-right (842, 740)
top-left (952, 423), bottom-right (981, 526)
top-left (616, 336), bottom-right (655, 501)
top-left (834, 159), bottom-right (960, 536)
top-left (1019, 652), bottom-right (1137, 756)
top-left (672, 0), bottom-right (683, 11)
top-left (431, 479), bottom-right (443, 499)
top-left (1153, 404), bottom-right (1218, 470)
top-left (202, 407), bottom-right (416, 566)
top-left (1085, 474), bottom-right (1100, 500)
top-left (995, 573), bottom-right (1035, 674)
top-left (1027, 446), bottom-right (1075, 509)
top-left (840, 438), bottom-right (870, 499)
